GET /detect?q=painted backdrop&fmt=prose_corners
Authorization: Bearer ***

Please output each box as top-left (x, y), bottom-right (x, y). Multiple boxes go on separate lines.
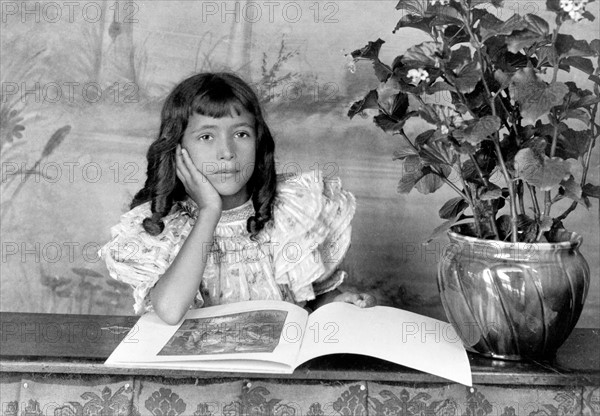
top-left (1, 0), bottom-right (599, 326)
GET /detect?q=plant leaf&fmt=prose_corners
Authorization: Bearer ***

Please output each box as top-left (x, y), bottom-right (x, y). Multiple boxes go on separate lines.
top-left (393, 14), bottom-right (435, 35)
top-left (415, 129), bottom-right (437, 147)
top-left (350, 39), bottom-right (386, 60)
top-left (425, 217), bottom-right (474, 243)
top-left (348, 89), bottom-right (379, 119)
top-left (426, 81), bottom-right (456, 94)
top-left (562, 56), bottom-right (595, 75)
top-left (398, 155), bottom-right (425, 193)
top-left (439, 197), bottom-right (469, 219)
top-left (374, 110), bottom-right (418, 133)
top-left (453, 61), bottom-right (482, 93)
top-left (453, 116), bottom-right (501, 144)
top-left (480, 187), bottom-right (504, 200)
top-left (546, 0), bottom-right (562, 12)
top-left (570, 95), bottom-right (600, 108)
top-left (506, 30), bottom-right (546, 54)
top-left (415, 165), bottom-right (450, 194)
top-left (427, 4), bottom-right (464, 26)
top-left (480, 14), bottom-right (528, 42)
top-left (556, 128), bottom-right (592, 159)
top-left (560, 177), bottom-right (590, 207)
top-left (563, 108), bottom-right (591, 126)
top-left (582, 183), bottom-right (600, 198)
top-left (393, 147), bottom-right (419, 160)
top-left (582, 11), bottom-right (595, 21)
top-left (404, 42), bottom-right (443, 68)
top-left (399, 155), bottom-right (450, 194)
top-left (523, 14), bottom-right (550, 36)
top-left (419, 104), bottom-right (464, 126)
top-left (536, 46), bottom-right (559, 68)
top-left (443, 25), bottom-right (470, 47)
top-left (419, 138), bottom-right (457, 166)
top-left (555, 35), bottom-right (595, 57)
top-left (373, 60), bottom-right (393, 82)
top-left (389, 92), bottom-right (410, 119)
top-left (508, 67), bottom-right (568, 126)
top-left (590, 74), bottom-right (600, 86)
top-left (590, 39), bottom-right (600, 55)
top-left (514, 148), bottom-right (572, 190)
top-left (396, 0), bottom-right (429, 16)
top-left (447, 46), bottom-right (471, 72)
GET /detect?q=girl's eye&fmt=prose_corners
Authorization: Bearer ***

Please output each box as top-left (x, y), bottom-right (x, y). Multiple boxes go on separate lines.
top-left (235, 131), bottom-right (252, 139)
top-left (198, 135), bottom-right (213, 142)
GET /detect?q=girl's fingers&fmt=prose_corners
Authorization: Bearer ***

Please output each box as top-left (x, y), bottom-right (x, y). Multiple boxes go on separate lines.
top-left (181, 147), bottom-right (211, 186)
top-left (358, 293), bottom-right (377, 307)
top-left (342, 292), bottom-right (376, 308)
top-left (176, 146), bottom-right (191, 181)
top-left (176, 165), bottom-right (186, 184)
top-left (180, 147), bottom-right (198, 172)
top-left (337, 292), bottom-right (360, 305)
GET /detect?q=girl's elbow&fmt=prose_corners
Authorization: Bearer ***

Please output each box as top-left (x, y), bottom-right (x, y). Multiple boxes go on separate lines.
top-left (151, 292), bottom-right (187, 325)
top-left (154, 303), bottom-right (186, 325)
top-left (161, 313), bottom-right (184, 326)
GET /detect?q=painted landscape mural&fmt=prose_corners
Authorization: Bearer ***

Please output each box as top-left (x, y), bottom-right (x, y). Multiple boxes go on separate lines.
top-left (1, 0), bottom-right (599, 326)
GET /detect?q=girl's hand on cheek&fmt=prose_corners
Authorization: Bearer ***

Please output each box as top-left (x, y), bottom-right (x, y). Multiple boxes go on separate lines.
top-left (333, 292), bottom-right (377, 308)
top-left (176, 144), bottom-right (222, 214)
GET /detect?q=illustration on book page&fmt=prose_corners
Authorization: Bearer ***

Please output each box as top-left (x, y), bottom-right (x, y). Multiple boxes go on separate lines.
top-left (158, 310), bottom-right (288, 355)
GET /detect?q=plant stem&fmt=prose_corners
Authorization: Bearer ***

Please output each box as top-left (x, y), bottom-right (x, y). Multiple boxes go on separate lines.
top-left (494, 138), bottom-right (519, 242)
top-left (516, 180), bottom-right (526, 216)
top-left (468, 154), bottom-right (488, 186)
top-left (457, 168), bottom-right (483, 237)
top-left (543, 21), bottom-right (564, 218)
top-left (544, 109), bottom-right (561, 217)
top-left (467, 154), bottom-right (500, 239)
top-left (555, 99), bottom-right (599, 223)
top-left (550, 23), bottom-right (563, 83)
top-left (528, 184), bottom-right (541, 220)
top-left (463, 15), bottom-right (519, 242)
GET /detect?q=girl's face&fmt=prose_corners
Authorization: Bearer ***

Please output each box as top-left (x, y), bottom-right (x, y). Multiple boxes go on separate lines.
top-left (181, 108), bottom-right (256, 209)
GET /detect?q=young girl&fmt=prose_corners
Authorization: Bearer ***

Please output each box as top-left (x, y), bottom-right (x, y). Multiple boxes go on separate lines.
top-left (100, 72), bottom-right (376, 325)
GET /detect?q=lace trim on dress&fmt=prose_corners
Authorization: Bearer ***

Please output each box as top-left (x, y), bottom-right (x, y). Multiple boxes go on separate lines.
top-left (179, 198), bottom-right (255, 224)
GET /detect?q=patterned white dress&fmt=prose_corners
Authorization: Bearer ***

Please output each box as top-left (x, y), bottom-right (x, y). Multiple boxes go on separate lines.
top-left (99, 171), bottom-right (356, 315)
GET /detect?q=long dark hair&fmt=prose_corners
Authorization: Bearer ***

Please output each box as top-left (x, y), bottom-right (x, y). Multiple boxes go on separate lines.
top-left (131, 72), bottom-right (277, 240)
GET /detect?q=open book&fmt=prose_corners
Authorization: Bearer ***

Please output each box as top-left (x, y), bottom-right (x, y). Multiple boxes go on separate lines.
top-left (105, 300), bottom-right (472, 386)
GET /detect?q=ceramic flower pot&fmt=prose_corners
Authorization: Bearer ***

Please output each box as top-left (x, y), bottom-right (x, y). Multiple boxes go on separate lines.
top-left (437, 230), bottom-right (590, 360)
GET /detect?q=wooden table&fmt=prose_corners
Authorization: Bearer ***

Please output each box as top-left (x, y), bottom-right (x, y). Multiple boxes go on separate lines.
top-left (1, 313), bottom-right (598, 416)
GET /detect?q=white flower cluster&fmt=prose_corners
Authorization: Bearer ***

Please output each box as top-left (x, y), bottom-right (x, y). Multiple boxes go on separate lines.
top-left (560, 0), bottom-right (588, 21)
top-left (429, 0), bottom-right (450, 5)
top-left (407, 68), bottom-right (430, 85)
top-left (347, 60), bottom-right (357, 74)
top-left (343, 50), bottom-right (357, 74)
top-left (432, 105), bottom-right (465, 135)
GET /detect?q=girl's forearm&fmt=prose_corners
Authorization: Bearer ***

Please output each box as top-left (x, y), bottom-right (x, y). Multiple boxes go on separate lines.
top-left (150, 208), bottom-right (221, 324)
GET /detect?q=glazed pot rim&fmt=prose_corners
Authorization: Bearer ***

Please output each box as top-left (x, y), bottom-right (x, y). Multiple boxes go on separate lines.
top-left (447, 230), bottom-right (584, 250)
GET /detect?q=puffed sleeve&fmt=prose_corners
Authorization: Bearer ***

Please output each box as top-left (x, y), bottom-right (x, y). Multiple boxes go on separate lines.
top-left (269, 170), bottom-right (356, 302)
top-left (98, 202), bottom-right (196, 315)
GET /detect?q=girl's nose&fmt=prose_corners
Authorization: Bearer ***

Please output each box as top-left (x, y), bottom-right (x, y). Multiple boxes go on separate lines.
top-left (217, 138), bottom-right (235, 160)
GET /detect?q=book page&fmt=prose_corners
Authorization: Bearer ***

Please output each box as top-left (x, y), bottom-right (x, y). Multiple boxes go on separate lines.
top-left (296, 303), bottom-right (472, 386)
top-left (105, 300), bottom-right (308, 372)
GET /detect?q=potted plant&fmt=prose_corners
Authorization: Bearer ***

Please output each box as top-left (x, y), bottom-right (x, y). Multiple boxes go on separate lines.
top-left (346, 0), bottom-right (599, 359)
